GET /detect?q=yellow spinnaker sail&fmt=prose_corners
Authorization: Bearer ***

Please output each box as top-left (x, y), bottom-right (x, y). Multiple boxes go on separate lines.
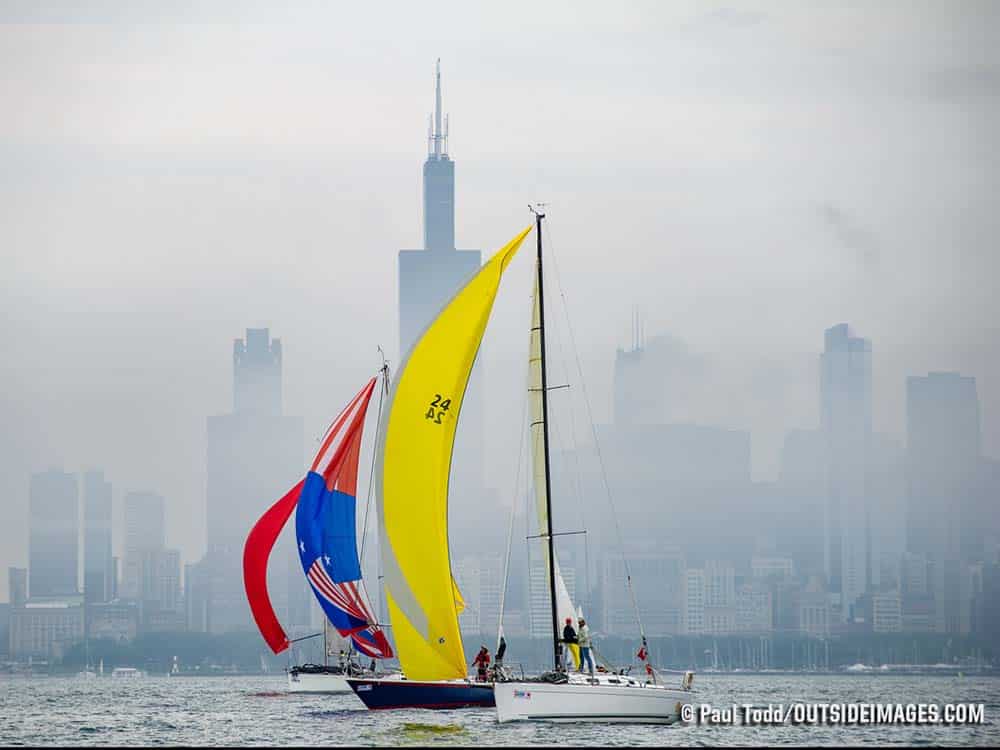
top-left (377, 225), bottom-right (532, 681)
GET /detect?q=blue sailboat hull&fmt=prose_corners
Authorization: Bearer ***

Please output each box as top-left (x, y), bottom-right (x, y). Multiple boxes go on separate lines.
top-left (346, 677), bottom-right (495, 710)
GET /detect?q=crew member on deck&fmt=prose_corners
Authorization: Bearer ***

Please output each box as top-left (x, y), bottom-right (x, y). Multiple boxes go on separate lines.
top-left (472, 645), bottom-right (491, 682)
top-left (577, 617), bottom-right (595, 675)
top-left (562, 617), bottom-right (580, 671)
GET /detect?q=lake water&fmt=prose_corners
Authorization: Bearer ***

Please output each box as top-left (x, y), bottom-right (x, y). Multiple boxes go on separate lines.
top-left (1, 674), bottom-right (997, 746)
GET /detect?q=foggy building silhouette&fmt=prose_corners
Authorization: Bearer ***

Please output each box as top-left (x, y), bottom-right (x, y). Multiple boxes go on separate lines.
top-left (398, 60), bottom-right (481, 355)
top-left (82, 470), bottom-right (113, 605)
top-left (820, 323), bottom-right (873, 623)
top-left (195, 328), bottom-right (306, 635)
top-left (397, 60), bottom-right (485, 536)
top-left (579, 332), bottom-right (753, 598)
top-left (906, 371), bottom-right (981, 633)
top-left (28, 469), bottom-right (79, 598)
top-left (120, 491), bottom-right (183, 630)
top-left (776, 429), bottom-right (826, 576)
top-left (613, 326), bottom-right (710, 427)
top-left (124, 491), bottom-right (165, 553)
top-left (8, 568), bottom-right (27, 608)
top-left (234, 328), bottom-right (282, 416)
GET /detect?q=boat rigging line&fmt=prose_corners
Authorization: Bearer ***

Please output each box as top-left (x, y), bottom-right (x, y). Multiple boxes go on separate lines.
top-left (542, 219), bottom-right (654, 676)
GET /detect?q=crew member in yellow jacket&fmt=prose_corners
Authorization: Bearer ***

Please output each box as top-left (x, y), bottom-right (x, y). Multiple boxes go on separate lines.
top-left (562, 617), bottom-right (581, 671)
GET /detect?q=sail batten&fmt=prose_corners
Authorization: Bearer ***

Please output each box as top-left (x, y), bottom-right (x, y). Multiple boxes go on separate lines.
top-left (377, 225), bottom-right (532, 682)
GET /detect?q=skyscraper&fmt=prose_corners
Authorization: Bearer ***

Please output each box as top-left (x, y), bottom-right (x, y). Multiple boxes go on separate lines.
top-left (398, 60), bottom-right (481, 354)
top-left (203, 328), bottom-right (305, 634)
top-left (906, 371), bottom-right (981, 633)
top-left (8, 567), bottom-right (27, 608)
top-left (397, 60), bottom-right (484, 519)
top-left (83, 470), bottom-right (114, 605)
top-left (28, 469), bottom-right (79, 598)
top-left (234, 328), bottom-right (282, 416)
top-left (124, 491), bottom-right (165, 554)
top-left (120, 490), bottom-right (182, 628)
top-left (820, 323), bottom-right (872, 623)
top-left (906, 372), bottom-right (980, 560)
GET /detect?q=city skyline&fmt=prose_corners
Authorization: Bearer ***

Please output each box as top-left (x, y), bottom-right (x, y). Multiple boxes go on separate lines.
top-left (5, 267), bottom-right (998, 655)
top-left (1, 3), bottom-right (998, 613)
top-left (3, 7), bottom-right (1000, 748)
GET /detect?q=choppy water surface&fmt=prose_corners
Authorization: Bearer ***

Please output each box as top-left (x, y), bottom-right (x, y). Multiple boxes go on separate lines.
top-left (1, 674), bottom-right (997, 746)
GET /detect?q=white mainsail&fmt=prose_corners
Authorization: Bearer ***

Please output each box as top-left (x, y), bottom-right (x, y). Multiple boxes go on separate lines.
top-left (528, 273), bottom-right (577, 633)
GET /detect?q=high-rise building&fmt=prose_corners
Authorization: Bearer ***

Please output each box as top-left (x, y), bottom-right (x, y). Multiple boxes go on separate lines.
top-left (8, 568), bottom-right (27, 608)
top-left (203, 328), bottom-right (305, 634)
top-left (820, 323), bottom-right (872, 622)
top-left (120, 491), bottom-right (182, 628)
top-left (906, 372), bottom-right (980, 560)
top-left (398, 60), bottom-right (481, 355)
top-left (453, 554), bottom-right (505, 638)
top-left (28, 469), bottom-right (79, 598)
top-left (479, 555), bottom-right (506, 638)
top-left (683, 567), bottom-right (706, 635)
top-left (906, 371), bottom-right (981, 633)
top-left (9, 597), bottom-right (84, 660)
top-left (735, 581), bottom-right (773, 633)
top-left (234, 328), bottom-right (282, 416)
top-left (397, 61), bottom-right (484, 523)
top-left (602, 551), bottom-right (684, 637)
top-left (83, 471), bottom-right (114, 605)
top-left (124, 491), bottom-right (165, 554)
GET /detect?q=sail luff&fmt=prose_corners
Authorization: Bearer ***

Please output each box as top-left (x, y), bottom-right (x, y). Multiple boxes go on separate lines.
top-left (377, 225), bottom-right (532, 681)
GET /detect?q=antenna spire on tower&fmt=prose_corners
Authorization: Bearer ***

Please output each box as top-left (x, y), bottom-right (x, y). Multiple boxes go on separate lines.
top-left (427, 58), bottom-right (451, 158)
top-left (431, 58), bottom-right (444, 157)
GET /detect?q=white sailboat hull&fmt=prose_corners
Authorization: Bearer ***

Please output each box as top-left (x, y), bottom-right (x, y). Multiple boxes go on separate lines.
top-left (286, 670), bottom-right (352, 694)
top-left (494, 675), bottom-right (689, 724)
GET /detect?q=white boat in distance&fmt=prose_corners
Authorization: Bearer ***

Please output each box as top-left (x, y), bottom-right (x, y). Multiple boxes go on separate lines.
top-left (110, 667), bottom-right (144, 678)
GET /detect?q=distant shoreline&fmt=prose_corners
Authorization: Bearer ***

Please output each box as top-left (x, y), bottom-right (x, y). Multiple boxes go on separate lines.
top-left (3, 669), bottom-right (998, 679)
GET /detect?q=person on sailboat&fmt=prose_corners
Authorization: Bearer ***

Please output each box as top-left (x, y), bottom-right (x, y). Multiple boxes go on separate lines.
top-left (562, 617), bottom-right (580, 671)
top-left (472, 646), bottom-right (491, 682)
top-left (577, 617), bottom-right (595, 675)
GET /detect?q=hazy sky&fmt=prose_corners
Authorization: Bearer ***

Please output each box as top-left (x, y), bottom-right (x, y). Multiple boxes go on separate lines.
top-left (2, 1), bottom-right (998, 600)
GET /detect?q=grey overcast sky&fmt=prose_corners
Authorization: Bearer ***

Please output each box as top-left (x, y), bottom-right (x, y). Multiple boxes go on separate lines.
top-left (1, 1), bottom-right (998, 599)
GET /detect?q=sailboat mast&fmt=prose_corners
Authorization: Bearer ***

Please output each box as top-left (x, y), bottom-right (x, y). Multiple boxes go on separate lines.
top-left (533, 208), bottom-right (560, 672)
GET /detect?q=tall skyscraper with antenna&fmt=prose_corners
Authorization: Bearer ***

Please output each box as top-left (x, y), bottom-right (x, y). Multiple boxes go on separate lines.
top-left (398, 60), bottom-right (484, 508)
top-left (399, 60), bottom-right (481, 353)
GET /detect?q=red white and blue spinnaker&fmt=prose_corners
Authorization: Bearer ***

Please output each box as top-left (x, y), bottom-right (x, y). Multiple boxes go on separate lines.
top-left (242, 377), bottom-right (392, 660)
